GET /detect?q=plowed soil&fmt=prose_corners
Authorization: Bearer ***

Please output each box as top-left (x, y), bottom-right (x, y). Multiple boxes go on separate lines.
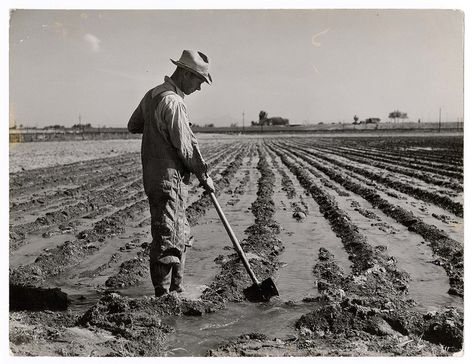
top-left (9, 134), bottom-right (463, 357)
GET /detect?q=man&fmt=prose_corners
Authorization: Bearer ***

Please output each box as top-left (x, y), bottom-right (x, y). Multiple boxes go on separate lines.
top-left (128, 50), bottom-right (215, 297)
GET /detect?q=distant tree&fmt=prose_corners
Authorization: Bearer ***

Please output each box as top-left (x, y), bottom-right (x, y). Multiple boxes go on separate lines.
top-left (318, 121), bottom-right (324, 125)
top-left (229, 122), bottom-right (238, 128)
top-left (72, 123), bottom-right (91, 129)
top-left (400, 113), bottom-right (408, 122)
top-left (45, 124), bottom-right (65, 130)
top-left (388, 110), bottom-right (403, 123)
top-left (259, 110), bottom-right (268, 124)
top-left (251, 121), bottom-right (258, 126)
top-left (353, 115), bottom-right (359, 123)
top-left (204, 123), bottom-right (214, 128)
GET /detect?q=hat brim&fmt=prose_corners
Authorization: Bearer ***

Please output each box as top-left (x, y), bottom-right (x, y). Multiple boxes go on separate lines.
top-left (171, 59), bottom-right (212, 84)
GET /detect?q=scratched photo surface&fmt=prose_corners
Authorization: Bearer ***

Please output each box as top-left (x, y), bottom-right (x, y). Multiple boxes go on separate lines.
top-left (9, 9), bottom-right (464, 357)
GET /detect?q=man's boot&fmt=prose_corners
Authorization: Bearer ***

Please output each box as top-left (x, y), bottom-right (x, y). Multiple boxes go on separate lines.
top-left (154, 286), bottom-right (169, 297)
top-left (170, 248), bottom-right (186, 293)
top-left (150, 260), bottom-right (173, 297)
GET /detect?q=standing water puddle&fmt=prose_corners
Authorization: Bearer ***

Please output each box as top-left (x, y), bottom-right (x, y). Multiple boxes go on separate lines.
top-left (66, 285), bottom-right (318, 357)
top-left (163, 300), bottom-right (317, 356)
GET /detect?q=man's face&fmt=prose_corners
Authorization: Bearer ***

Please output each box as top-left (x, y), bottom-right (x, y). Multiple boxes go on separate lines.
top-left (183, 72), bottom-right (205, 95)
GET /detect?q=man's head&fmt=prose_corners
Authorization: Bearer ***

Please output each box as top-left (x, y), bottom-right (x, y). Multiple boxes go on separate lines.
top-left (172, 68), bottom-right (205, 95)
top-left (170, 50), bottom-right (212, 95)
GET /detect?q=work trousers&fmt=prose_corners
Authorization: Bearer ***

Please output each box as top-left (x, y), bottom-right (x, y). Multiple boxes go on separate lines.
top-left (150, 247), bottom-right (187, 296)
top-left (147, 173), bottom-right (191, 296)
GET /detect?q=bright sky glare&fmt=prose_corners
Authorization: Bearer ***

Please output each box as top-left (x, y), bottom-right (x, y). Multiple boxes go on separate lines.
top-left (9, 9), bottom-right (464, 127)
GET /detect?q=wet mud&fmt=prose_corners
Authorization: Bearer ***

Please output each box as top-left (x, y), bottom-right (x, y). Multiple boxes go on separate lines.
top-left (274, 141), bottom-right (463, 297)
top-left (9, 135), bottom-right (463, 357)
top-left (210, 246), bottom-right (462, 356)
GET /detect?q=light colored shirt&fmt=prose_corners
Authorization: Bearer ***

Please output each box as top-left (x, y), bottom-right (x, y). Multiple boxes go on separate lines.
top-left (128, 76), bottom-right (208, 187)
top-left (157, 76), bottom-right (207, 179)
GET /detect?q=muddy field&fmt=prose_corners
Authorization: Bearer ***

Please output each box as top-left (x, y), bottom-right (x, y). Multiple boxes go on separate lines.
top-left (9, 134), bottom-right (463, 357)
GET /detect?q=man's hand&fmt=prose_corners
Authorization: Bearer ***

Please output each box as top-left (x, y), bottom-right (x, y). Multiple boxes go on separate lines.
top-left (199, 175), bottom-right (215, 193)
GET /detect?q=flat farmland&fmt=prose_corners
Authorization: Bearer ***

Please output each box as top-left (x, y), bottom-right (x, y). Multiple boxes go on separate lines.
top-left (9, 134), bottom-right (463, 357)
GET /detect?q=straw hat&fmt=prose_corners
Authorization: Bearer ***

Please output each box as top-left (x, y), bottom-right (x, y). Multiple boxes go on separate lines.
top-left (171, 50), bottom-right (212, 84)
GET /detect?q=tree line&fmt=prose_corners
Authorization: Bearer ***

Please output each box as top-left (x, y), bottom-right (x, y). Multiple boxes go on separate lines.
top-left (353, 110), bottom-right (410, 124)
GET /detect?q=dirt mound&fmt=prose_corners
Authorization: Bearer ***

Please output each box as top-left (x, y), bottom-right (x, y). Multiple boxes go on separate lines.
top-left (77, 292), bottom-right (224, 356)
top-left (105, 246), bottom-right (149, 288)
top-left (10, 284), bottom-right (68, 311)
top-left (298, 247), bottom-right (463, 352)
top-left (422, 309), bottom-right (463, 351)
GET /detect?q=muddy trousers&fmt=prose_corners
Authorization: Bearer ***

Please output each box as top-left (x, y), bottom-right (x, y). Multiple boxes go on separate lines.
top-left (147, 176), bottom-right (190, 297)
top-left (150, 247), bottom-right (187, 296)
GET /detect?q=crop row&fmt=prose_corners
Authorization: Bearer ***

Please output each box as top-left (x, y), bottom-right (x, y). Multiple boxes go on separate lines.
top-left (309, 137), bottom-right (463, 173)
top-left (319, 136), bottom-right (463, 165)
top-left (281, 141), bottom-right (463, 217)
top-left (270, 141), bottom-right (463, 296)
top-left (10, 142), bottom-right (237, 210)
top-left (201, 144), bottom-right (284, 303)
top-left (270, 145), bottom-right (409, 282)
top-left (327, 145), bottom-right (463, 177)
top-left (265, 143), bottom-right (464, 351)
top-left (302, 143), bottom-right (463, 190)
top-left (9, 143), bottom-right (240, 251)
top-left (9, 153), bottom-right (140, 196)
top-left (9, 143), bottom-right (246, 289)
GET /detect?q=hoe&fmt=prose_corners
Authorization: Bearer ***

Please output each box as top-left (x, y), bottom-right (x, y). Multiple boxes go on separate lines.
top-left (209, 191), bottom-right (279, 302)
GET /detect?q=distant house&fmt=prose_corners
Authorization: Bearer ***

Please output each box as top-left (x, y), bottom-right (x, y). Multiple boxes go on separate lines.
top-left (364, 118), bottom-right (381, 124)
top-left (261, 117), bottom-right (289, 126)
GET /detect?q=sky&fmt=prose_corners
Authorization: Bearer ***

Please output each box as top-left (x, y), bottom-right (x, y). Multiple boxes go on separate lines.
top-left (9, 8), bottom-right (464, 128)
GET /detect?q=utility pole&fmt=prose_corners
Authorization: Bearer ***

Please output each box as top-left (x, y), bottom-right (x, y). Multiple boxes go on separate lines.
top-left (79, 113), bottom-right (85, 140)
top-left (438, 108), bottom-right (441, 132)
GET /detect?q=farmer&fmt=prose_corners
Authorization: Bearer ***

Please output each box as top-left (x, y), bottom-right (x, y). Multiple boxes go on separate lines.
top-left (128, 50), bottom-right (215, 297)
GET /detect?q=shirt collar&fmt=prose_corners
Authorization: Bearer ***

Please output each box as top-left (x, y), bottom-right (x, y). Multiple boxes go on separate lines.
top-left (164, 76), bottom-right (185, 99)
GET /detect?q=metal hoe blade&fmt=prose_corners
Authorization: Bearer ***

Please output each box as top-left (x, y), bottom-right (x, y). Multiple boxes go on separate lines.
top-left (243, 277), bottom-right (279, 303)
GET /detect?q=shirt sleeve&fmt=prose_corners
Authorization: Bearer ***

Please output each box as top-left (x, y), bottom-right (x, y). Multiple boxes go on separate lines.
top-left (128, 102), bottom-right (144, 134)
top-left (162, 98), bottom-right (208, 178)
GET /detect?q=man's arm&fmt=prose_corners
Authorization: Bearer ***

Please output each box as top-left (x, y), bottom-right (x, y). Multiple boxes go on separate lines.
top-left (161, 98), bottom-right (214, 191)
top-left (128, 103), bottom-right (144, 134)
top-left (163, 98), bottom-right (209, 177)
top-left (161, 97), bottom-right (215, 192)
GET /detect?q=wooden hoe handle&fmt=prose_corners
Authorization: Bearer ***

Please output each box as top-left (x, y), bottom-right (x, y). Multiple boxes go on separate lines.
top-left (209, 192), bottom-right (260, 285)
